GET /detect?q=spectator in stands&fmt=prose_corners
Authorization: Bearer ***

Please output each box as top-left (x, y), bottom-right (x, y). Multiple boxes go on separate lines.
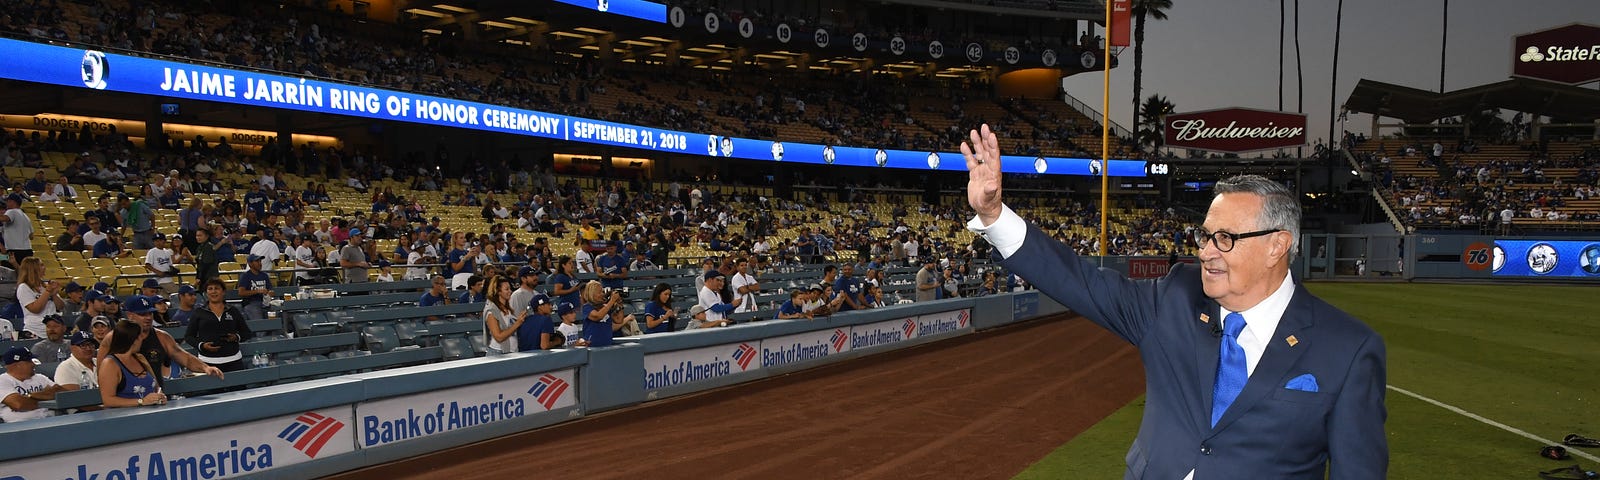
top-left (642, 283), bottom-right (677, 334)
top-left (580, 281), bottom-right (626, 347)
top-left (549, 256), bottom-right (581, 308)
top-left (833, 264), bottom-right (866, 312)
top-left (144, 233), bottom-right (178, 293)
top-left (555, 302), bottom-right (583, 347)
top-left (170, 284), bottom-right (198, 327)
top-left (915, 258), bottom-right (940, 302)
top-left (55, 331), bottom-right (99, 394)
top-left (106, 294), bottom-right (224, 380)
top-left (17, 257), bottom-right (63, 339)
top-left (184, 280), bottom-right (252, 372)
top-left (630, 250), bottom-right (656, 271)
top-left (97, 320), bottom-right (167, 408)
top-left (420, 275), bottom-right (453, 309)
top-left (404, 239), bottom-right (433, 281)
top-left (249, 229), bottom-right (282, 273)
top-left (22, 170), bottom-right (46, 195)
top-left (776, 290), bottom-right (810, 320)
top-left (339, 228), bottom-right (372, 283)
top-left (80, 216), bottom-right (107, 252)
top-left (59, 281), bottom-right (85, 318)
top-left (511, 266), bottom-right (542, 318)
top-left (292, 234), bottom-right (322, 285)
top-left (121, 192), bottom-right (156, 249)
top-left (93, 229), bottom-right (131, 259)
top-left (73, 290), bottom-right (111, 333)
top-left (483, 276), bottom-right (526, 355)
top-left (459, 275), bottom-right (486, 304)
top-left (238, 255), bottom-right (272, 320)
top-left (731, 257), bottom-right (761, 313)
top-left (54, 219), bottom-right (84, 252)
top-left (1, 346), bottom-right (61, 422)
top-left (940, 267), bottom-right (961, 299)
top-left (48, 176), bottom-right (76, 203)
top-left (0, 193), bottom-right (35, 262)
top-left (977, 271), bottom-right (1000, 296)
top-left (595, 241), bottom-right (628, 292)
top-left (802, 285), bottom-right (830, 316)
top-left (517, 294), bottom-right (559, 351)
top-left (693, 271), bottom-right (739, 329)
top-left (30, 314), bottom-right (70, 363)
top-left (193, 227), bottom-right (222, 287)
top-left (445, 235), bottom-right (478, 278)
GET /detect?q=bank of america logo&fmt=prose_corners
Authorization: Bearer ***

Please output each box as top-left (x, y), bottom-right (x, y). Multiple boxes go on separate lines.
top-left (732, 343), bottom-right (757, 370)
top-left (830, 329), bottom-right (848, 352)
top-left (277, 412), bottom-right (344, 458)
top-left (527, 374), bottom-right (571, 410)
top-left (958, 310), bottom-right (970, 328)
top-left (902, 318), bottom-right (918, 338)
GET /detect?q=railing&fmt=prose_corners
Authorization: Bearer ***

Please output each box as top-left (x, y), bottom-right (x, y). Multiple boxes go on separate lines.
top-left (1060, 90), bottom-right (1134, 140)
top-left (1345, 149), bottom-right (1406, 234)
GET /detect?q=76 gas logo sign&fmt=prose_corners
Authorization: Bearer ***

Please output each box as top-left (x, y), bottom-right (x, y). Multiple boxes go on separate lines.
top-left (1462, 242), bottom-right (1492, 271)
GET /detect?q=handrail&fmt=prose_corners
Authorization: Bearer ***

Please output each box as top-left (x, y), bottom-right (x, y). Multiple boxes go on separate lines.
top-left (1061, 89), bottom-right (1134, 140)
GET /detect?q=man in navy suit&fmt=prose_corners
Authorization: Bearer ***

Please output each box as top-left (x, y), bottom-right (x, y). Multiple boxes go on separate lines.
top-left (959, 125), bottom-right (1386, 479)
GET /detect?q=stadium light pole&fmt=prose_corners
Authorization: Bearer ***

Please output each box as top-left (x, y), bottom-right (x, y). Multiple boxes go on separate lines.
top-left (1100, 0), bottom-right (1111, 256)
top-left (1439, 0), bottom-right (1448, 93)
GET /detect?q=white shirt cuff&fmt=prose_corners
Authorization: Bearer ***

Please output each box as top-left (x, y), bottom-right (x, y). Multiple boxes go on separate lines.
top-left (966, 204), bottom-right (1027, 259)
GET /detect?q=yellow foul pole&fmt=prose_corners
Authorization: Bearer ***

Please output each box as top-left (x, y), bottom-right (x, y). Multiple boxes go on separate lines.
top-left (1099, 0), bottom-right (1111, 256)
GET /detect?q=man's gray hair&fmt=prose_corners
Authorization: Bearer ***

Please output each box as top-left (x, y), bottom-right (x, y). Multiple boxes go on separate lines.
top-left (1213, 175), bottom-right (1300, 256)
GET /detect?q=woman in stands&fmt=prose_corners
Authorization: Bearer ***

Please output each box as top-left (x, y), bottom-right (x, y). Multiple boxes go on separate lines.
top-left (183, 279), bottom-right (253, 371)
top-left (482, 276), bottom-right (526, 355)
top-left (642, 283), bottom-right (676, 334)
top-left (549, 256), bottom-right (581, 308)
top-left (97, 320), bottom-right (167, 408)
top-left (579, 281), bottom-right (625, 347)
top-left (17, 257), bottom-right (65, 340)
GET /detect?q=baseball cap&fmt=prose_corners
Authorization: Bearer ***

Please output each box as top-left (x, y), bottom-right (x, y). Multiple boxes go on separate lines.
top-left (63, 281), bottom-right (84, 293)
top-left (151, 295), bottom-right (169, 304)
top-left (247, 254), bottom-right (265, 263)
top-left (703, 270), bottom-right (724, 280)
top-left (555, 302), bottom-right (576, 316)
top-left (3, 346), bottom-right (36, 365)
top-left (4, 193), bottom-right (24, 204)
top-left (152, 232), bottom-right (166, 240)
top-left (90, 316), bottom-right (111, 327)
top-left (688, 304), bottom-right (708, 317)
top-left (377, 259), bottom-right (392, 268)
top-left (124, 295), bottom-right (157, 314)
top-left (528, 293), bottom-right (551, 309)
top-left (177, 284), bottom-right (197, 295)
top-left (142, 278), bottom-right (161, 289)
top-left (69, 331), bottom-right (98, 346)
top-left (42, 314), bottom-right (64, 326)
top-left (93, 281), bottom-right (111, 292)
top-left (348, 228), bottom-right (363, 237)
top-left (518, 266), bottom-right (539, 278)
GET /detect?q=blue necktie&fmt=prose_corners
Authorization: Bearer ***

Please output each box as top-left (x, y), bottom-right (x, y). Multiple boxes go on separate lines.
top-left (1211, 312), bottom-right (1248, 427)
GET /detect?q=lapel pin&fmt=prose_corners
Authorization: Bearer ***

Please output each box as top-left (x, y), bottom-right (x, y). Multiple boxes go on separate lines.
top-left (1286, 335), bottom-right (1299, 347)
top-left (1199, 313), bottom-right (1211, 324)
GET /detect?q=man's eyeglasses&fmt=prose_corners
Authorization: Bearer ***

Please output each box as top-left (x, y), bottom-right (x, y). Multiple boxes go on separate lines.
top-left (1194, 228), bottom-right (1281, 253)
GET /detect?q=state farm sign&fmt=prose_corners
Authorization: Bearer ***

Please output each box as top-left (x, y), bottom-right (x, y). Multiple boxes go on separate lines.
top-left (1512, 23), bottom-right (1600, 85)
top-left (1162, 108), bottom-right (1306, 153)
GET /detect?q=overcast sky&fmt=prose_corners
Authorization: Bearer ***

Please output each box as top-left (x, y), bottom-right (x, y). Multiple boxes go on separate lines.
top-left (1060, 0), bottom-right (1599, 148)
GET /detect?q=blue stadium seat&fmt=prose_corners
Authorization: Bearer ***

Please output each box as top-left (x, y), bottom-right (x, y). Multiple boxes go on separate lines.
top-left (466, 335), bottom-right (487, 356)
top-left (393, 321), bottom-right (423, 347)
top-left (439, 336), bottom-right (474, 361)
top-left (293, 312), bottom-right (338, 337)
top-left (361, 324), bottom-right (401, 354)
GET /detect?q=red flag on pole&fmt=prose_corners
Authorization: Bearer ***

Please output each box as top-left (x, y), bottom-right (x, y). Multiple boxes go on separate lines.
top-left (1110, 0), bottom-right (1132, 47)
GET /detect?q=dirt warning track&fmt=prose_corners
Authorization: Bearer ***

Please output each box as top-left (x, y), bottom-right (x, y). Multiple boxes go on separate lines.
top-left (330, 314), bottom-right (1144, 480)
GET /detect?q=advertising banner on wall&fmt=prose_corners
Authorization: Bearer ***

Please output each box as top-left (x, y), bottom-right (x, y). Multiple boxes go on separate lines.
top-left (849, 316), bottom-right (921, 352)
top-left (915, 309), bottom-right (973, 339)
top-left (356, 369), bottom-right (578, 449)
top-left (642, 341), bottom-right (763, 391)
top-left (1491, 240), bottom-right (1600, 278)
top-left (759, 328), bottom-right (854, 369)
top-left (3, 407), bottom-right (355, 479)
top-left (1162, 108), bottom-right (1308, 153)
top-left (1511, 23), bottom-right (1600, 85)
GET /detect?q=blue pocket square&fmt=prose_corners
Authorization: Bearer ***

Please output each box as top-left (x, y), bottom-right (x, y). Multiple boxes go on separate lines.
top-left (1285, 374), bottom-right (1319, 393)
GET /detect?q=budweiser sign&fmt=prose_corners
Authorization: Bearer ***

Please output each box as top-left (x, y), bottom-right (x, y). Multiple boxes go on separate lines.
top-left (1511, 23), bottom-right (1600, 85)
top-left (1162, 108), bottom-right (1307, 153)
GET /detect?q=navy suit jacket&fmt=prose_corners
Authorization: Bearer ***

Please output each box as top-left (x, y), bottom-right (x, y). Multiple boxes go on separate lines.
top-left (1001, 224), bottom-right (1386, 479)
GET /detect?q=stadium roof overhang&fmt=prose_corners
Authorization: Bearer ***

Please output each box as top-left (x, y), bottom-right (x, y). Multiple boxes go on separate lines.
top-left (1344, 77), bottom-right (1600, 124)
top-left (400, 0), bottom-right (1112, 79)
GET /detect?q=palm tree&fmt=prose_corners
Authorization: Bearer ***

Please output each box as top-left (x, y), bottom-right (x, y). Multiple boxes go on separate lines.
top-left (1137, 94), bottom-right (1176, 151)
top-left (1131, 0), bottom-right (1174, 132)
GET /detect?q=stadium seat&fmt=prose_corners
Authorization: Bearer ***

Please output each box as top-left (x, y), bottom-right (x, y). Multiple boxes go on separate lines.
top-left (392, 321), bottom-right (423, 347)
top-left (292, 312), bottom-right (337, 337)
top-left (361, 324), bottom-right (401, 354)
top-left (466, 335), bottom-right (487, 356)
top-left (439, 336), bottom-right (474, 361)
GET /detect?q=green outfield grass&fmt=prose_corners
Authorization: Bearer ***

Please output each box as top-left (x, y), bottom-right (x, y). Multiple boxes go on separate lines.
top-left (1015, 283), bottom-right (1600, 479)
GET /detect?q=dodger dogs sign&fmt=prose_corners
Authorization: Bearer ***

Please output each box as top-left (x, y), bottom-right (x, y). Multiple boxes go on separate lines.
top-left (1161, 108), bottom-right (1307, 153)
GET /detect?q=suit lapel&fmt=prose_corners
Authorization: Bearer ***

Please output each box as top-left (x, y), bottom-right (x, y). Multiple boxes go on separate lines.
top-left (1194, 296), bottom-right (1222, 426)
top-left (1209, 285), bottom-right (1317, 435)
